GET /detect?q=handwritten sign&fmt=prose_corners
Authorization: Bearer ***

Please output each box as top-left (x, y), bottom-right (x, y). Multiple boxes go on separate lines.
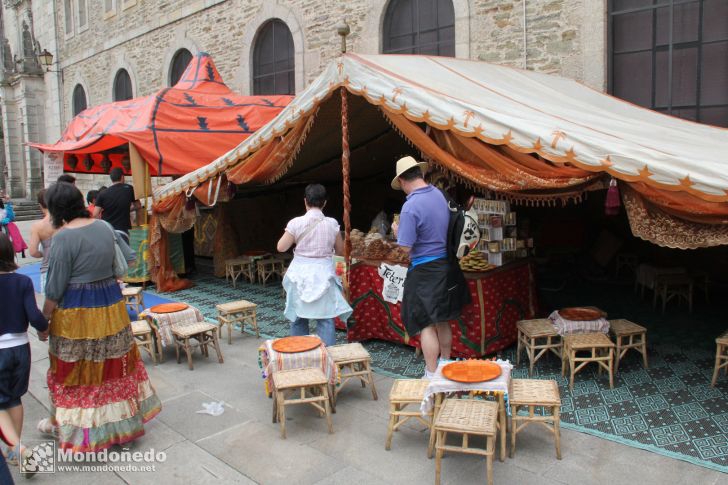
top-left (43, 151), bottom-right (64, 188)
top-left (377, 263), bottom-right (407, 304)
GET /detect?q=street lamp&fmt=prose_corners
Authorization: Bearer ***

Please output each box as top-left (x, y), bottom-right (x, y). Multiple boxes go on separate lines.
top-left (336, 20), bottom-right (350, 54)
top-left (37, 48), bottom-right (60, 73)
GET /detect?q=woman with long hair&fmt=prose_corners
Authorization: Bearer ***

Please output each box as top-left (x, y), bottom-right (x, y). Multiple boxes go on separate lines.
top-left (28, 189), bottom-right (57, 294)
top-left (39, 182), bottom-right (161, 451)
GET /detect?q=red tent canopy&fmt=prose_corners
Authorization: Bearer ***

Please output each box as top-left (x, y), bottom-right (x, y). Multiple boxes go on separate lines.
top-left (29, 53), bottom-right (292, 176)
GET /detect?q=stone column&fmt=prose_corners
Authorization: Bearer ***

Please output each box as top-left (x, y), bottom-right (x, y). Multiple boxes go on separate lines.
top-left (20, 82), bottom-right (44, 196)
top-left (0, 82), bottom-right (24, 198)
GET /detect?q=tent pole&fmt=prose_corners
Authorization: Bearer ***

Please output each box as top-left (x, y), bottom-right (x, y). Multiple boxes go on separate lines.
top-left (144, 159), bottom-right (149, 226)
top-left (340, 86), bottom-right (352, 298)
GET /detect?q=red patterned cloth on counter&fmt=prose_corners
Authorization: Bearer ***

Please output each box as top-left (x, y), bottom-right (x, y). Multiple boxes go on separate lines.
top-left (344, 261), bottom-right (538, 357)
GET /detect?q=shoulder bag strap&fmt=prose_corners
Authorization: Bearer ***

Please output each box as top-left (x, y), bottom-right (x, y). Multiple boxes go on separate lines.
top-left (296, 217), bottom-right (324, 244)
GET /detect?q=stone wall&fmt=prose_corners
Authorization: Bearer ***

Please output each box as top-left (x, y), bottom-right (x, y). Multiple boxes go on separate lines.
top-left (44, 0), bottom-right (606, 196)
top-left (470, 0), bottom-right (605, 88)
top-left (54, 0), bottom-right (607, 128)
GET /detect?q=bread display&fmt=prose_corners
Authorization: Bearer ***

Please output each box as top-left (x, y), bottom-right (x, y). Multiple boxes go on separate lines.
top-left (349, 229), bottom-right (409, 264)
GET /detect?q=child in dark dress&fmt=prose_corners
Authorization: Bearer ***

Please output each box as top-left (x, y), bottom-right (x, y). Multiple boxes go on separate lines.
top-left (0, 233), bottom-right (48, 475)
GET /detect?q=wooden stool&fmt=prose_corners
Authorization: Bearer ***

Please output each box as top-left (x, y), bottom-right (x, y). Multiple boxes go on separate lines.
top-left (609, 319), bottom-right (648, 371)
top-left (385, 379), bottom-right (434, 453)
top-left (434, 398), bottom-right (498, 485)
top-left (131, 320), bottom-right (156, 364)
top-left (271, 367), bottom-right (333, 439)
top-left (615, 253), bottom-right (638, 277)
top-left (516, 319), bottom-right (562, 376)
top-left (225, 257), bottom-right (255, 287)
top-left (122, 286), bottom-right (144, 315)
top-left (509, 379), bottom-right (561, 459)
top-left (653, 273), bottom-right (693, 313)
top-left (327, 343), bottom-right (378, 403)
top-left (171, 321), bottom-right (224, 371)
top-left (277, 252), bottom-right (293, 266)
top-left (257, 258), bottom-right (285, 286)
top-left (562, 333), bottom-right (615, 391)
top-left (711, 330), bottom-right (728, 387)
top-left (216, 300), bottom-right (259, 343)
top-left (690, 270), bottom-right (710, 302)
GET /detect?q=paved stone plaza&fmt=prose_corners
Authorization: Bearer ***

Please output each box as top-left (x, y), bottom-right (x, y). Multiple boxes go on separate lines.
top-left (8, 328), bottom-right (726, 485)
top-left (7, 222), bottom-right (726, 485)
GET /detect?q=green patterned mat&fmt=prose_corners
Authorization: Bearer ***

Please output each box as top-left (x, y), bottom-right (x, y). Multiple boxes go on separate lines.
top-left (147, 267), bottom-right (728, 473)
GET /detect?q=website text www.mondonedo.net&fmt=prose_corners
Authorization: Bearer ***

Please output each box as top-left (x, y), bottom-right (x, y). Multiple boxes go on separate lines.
top-left (56, 463), bottom-right (157, 473)
top-left (21, 441), bottom-right (166, 474)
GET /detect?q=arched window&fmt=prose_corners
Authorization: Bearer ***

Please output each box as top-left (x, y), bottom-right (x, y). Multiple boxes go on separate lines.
top-left (383, 0), bottom-right (455, 56)
top-left (72, 84), bottom-right (87, 116)
top-left (113, 69), bottom-right (133, 101)
top-left (169, 48), bottom-right (193, 86)
top-left (252, 19), bottom-right (295, 95)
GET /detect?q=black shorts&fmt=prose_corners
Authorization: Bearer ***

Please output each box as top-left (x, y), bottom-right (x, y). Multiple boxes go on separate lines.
top-left (401, 258), bottom-right (471, 336)
top-left (0, 344), bottom-right (31, 410)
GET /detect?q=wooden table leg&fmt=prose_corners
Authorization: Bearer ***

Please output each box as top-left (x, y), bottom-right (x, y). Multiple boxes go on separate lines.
top-left (428, 393), bottom-right (443, 459)
top-left (499, 392), bottom-right (506, 462)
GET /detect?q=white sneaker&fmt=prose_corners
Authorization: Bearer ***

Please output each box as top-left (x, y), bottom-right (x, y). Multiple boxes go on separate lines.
top-left (423, 369), bottom-right (435, 380)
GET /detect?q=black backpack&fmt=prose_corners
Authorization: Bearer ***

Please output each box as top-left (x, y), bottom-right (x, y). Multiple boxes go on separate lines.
top-left (439, 189), bottom-right (480, 260)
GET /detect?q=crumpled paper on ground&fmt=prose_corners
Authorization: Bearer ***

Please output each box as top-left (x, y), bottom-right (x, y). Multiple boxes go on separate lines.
top-left (196, 401), bottom-right (226, 416)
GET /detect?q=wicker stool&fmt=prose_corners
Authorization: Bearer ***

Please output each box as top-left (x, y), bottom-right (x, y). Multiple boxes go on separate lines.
top-left (711, 330), bottom-right (728, 387)
top-left (257, 258), bottom-right (285, 286)
top-left (216, 300), bottom-right (259, 343)
top-left (131, 319), bottom-right (156, 364)
top-left (653, 273), bottom-right (693, 313)
top-left (171, 321), bottom-right (224, 371)
top-left (516, 319), bottom-right (561, 376)
top-left (271, 367), bottom-right (333, 439)
top-left (225, 257), bottom-right (255, 287)
top-left (434, 398), bottom-right (498, 485)
top-left (327, 343), bottom-right (378, 402)
top-left (277, 252), bottom-right (293, 266)
top-left (562, 333), bottom-right (615, 391)
top-left (690, 270), bottom-right (710, 302)
top-left (509, 379), bottom-right (561, 459)
top-left (122, 286), bottom-right (144, 315)
top-left (385, 379), bottom-right (434, 453)
top-left (609, 319), bottom-right (648, 371)
top-left (615, 253), bottom-right (638, 277)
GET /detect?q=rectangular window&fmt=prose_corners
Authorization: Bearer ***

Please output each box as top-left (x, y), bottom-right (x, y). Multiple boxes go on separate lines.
top-left (77, 0), bottom-right (88, 30)
top-left (104, 0), bottom-right (116, 19)
top-left (609, 0), bottom-right (728, 127)
top-left (64, 0), bottom-right (73, 36)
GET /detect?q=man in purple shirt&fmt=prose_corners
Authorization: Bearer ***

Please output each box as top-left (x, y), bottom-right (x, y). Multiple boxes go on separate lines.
top-left (391, 156), bottom-right (470, 377)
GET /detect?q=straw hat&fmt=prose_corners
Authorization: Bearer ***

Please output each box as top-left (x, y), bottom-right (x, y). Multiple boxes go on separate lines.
top-left (391, 156), bottom-right (428, 190)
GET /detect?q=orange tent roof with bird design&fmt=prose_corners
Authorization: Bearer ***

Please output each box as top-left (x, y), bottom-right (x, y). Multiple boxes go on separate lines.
top-left (29, 52), bottom-right (292, 176)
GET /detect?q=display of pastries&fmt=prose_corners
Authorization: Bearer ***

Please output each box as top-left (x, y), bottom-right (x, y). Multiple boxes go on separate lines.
top-left (459, 250), bottom-right (494, 273)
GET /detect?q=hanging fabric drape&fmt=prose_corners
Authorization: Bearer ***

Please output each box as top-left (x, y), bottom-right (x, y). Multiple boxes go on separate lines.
top-left (227, 112), bottom-right (318, 185)
top-left (622, 183), bottom-right (728, 249)
top-left (148, 213), bottom-right (193, 292)
top-left (383, 109), bottom-right (603, 199)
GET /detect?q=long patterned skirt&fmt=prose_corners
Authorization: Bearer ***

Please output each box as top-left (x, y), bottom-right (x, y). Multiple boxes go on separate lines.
top-left (48, 278), bottom-right (162, 452)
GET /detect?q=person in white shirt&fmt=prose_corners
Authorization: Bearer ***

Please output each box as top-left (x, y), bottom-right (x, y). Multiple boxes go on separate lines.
top-left (277, 184), bottom-right (352, 345)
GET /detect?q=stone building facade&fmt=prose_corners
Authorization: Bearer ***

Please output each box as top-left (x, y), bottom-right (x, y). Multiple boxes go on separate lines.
top-left (0, 0), bottom-right (611, 197)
